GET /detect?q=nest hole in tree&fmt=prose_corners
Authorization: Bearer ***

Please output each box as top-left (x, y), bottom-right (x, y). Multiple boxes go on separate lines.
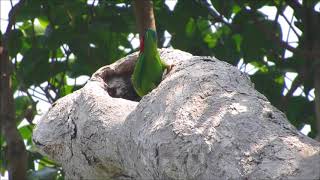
top-left (97, 57), bottom-right (141, 102)
top-left (104, 75), bottom-right (141, 102)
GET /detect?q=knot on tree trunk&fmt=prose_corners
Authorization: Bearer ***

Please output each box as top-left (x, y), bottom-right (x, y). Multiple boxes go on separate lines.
top-left (33, 49), bottom-right (320, 179)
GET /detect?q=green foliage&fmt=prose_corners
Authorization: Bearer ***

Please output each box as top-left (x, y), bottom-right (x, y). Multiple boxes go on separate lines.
top-left (8, 29), bottom-right (24, 56)
top-left (286, 97), bottom-right (314, 129)
top-left (1, 0), bottom-right (318, 179)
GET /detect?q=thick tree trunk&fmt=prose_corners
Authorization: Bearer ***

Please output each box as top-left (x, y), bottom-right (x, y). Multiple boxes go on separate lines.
top-left (132, 0), bottom-right (156, 40)
top-left (1, 37), bottom-right (28, 180)
top-left (33, 49), bottom-right (320, 179)
top-left (1, 1), bottom-right (28, 179)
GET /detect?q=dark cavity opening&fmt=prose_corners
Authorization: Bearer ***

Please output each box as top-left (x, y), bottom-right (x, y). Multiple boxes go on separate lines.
top-left (103, 74), bottom-right (141, 102)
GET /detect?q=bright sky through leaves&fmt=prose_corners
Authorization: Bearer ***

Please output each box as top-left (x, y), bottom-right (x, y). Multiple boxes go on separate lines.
top-left (0, 0), bottom-right (313, 145)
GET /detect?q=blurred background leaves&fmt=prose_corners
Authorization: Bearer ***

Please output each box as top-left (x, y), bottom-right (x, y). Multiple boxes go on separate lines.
top-left (1, 0), bottom-right (319, 179)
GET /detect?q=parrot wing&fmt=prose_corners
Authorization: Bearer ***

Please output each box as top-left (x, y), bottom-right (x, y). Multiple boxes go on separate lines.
top-left (132, 53), bottom-right (146, 97)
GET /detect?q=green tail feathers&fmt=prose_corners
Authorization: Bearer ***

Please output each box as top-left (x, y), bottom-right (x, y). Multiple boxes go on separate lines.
top-left (131, 29), bottom-right (168, 97)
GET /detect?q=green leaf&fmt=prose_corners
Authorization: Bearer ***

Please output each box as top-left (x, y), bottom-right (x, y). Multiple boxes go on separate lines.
top-left (204, 25), bottom-right (229, 49)
top-left (8, 29), bottom-right (24, 57)
top-left (34, 24), bottom-right (46, 36)
top-left (286, 96), bottom-right (314, 129)
top-left (46, 26), bottom-right (71, 49)
top-left (19, 125), bottom-right (33, 139)
top-left (232, 4), bottom-right (242, 14)
top-left (278, 56), bottom-right (305, 72)
top-left (204, 33), bottom-right (218, 48)
top-left (233, 10), bottom-right (282, 63)
top-left (210, 0), bottom-right (236, 19)
top-left (250, 61), bottom-right (268, 73)
top-left (251, 71), bottom-right (284, 106)
top-left (15, 96), bottom-right (32, 122)
top-left (38, 17), bottom-right (49, 28)
top-left (15, 0), bottom-right (44, 22)
top-left (18, 48), bottom-right (50, 86)
top-left (185, 18), bottom-right (196, 37)
top-left (232, 34), bottom-right (242, 52)
top-left (211, 29), bottom-right (240, 65)
top-left (309, 116), bottom-right (317, 138)
top-left (0, 142), bottom-right (7, 175)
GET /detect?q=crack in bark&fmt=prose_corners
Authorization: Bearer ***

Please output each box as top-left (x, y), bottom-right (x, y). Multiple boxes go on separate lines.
top-left (81, 150), bottom-right (94, 166)
top-left (70, 118), bottom-right (77, 139)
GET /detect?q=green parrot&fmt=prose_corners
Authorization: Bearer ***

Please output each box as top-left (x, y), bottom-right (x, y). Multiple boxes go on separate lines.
top-left (131, 28), bottom-right (170, 97)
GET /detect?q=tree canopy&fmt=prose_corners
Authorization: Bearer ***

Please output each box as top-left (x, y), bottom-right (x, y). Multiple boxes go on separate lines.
top-left (1, 0), bottom-right (319, 179)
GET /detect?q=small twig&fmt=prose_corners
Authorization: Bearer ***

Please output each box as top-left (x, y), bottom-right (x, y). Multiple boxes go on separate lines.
top-left (281, 12), bottom-right (295, 60)
top-left (30, 87), bottom-right (47, 97)
top-left (273, 5), bottom-right (281, 29)
top-left (286, 0), bottom-right (303, 13)
top-left (88, 0), bottom-right (97, 22)
top-left (280, 12), bottom-right (300, 38)
top-left (39, 86), bottom-right (54, 103)
top-left (197, 0), bottom-right (232, 29)
top-left (247, 9), bottom-right (320, 59)
top-left (25, 88), bottom-right (49, 104)
top-left (30, 92), bottom-right (51, 104)
top-left (62, 44), bottom-right (71, 56)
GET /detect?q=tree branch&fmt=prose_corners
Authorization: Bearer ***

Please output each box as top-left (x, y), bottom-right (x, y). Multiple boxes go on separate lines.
top-left (132, 0), bottom-right (156, 40)
top-left (247, 9), bottom-right (320, 59)
top-left (280, 74), bottom-right (301, 110)
top-left (0, 0), bottom-right (28, 179)
top-left (286, 0), bottom-right (303, 14)
top-left (280, 12), bottom-right (300, 38)
top-left (197, 0), bottom-right (232, 29)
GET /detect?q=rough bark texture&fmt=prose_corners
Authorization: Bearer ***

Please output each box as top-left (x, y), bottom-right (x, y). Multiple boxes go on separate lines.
top-left (133, 0), bottom-right (156, 39)
top-left (33, 49), bottom-right (320, 180)
top-left (1, 41), bottom-right (28, 180)
top-left (0, 1), bottom-right (28, 179)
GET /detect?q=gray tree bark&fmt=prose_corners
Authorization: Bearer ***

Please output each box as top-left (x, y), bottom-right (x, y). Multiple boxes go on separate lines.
top-left (33, 49), bottom-right (320, 180)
